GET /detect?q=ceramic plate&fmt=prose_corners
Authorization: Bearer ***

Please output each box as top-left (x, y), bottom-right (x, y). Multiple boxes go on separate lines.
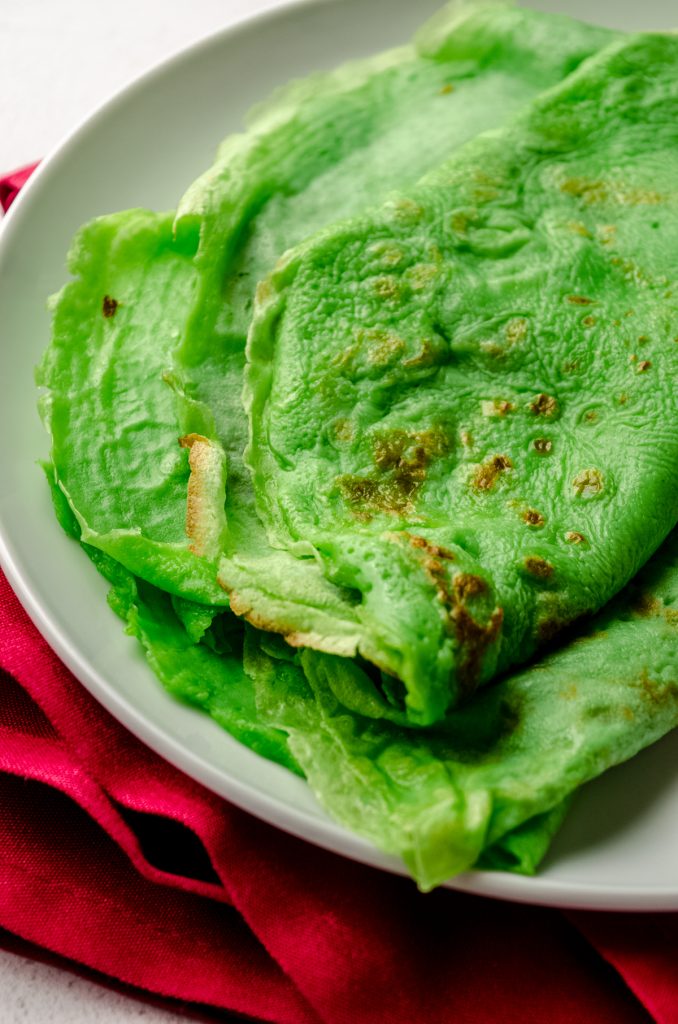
top-left (1, 0), bottom-right (677, 911)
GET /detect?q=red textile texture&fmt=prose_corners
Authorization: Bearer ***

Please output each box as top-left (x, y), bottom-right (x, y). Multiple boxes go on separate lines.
top-left (0, 163), bottom-right (39, 211)
top-left (0, 164), bottom-right (675, 1024)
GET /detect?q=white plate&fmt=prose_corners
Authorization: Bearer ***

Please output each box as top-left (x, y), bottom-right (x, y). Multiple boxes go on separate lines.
top-left (1, 0), bottom-right (677, 912)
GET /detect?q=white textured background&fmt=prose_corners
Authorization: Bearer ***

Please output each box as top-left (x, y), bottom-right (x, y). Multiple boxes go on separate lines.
top-left (0, 944), bottom-right (195, 1023)
top-left (0, 0), bottom-right (278, 171)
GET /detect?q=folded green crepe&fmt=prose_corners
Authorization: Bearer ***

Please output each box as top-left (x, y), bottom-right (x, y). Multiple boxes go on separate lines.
top-left (44, 464), bottom-right (569, 880)
top-left (37, 2), bottom-right (615, 608)
top-left (244, 31), bottom-right (678, 724)
top-left (246, 533), bottom-right (678, 889)
top-left (46, 439), bottom-right (678, 891)
top-left (35, 4), bottom-right (678, 888)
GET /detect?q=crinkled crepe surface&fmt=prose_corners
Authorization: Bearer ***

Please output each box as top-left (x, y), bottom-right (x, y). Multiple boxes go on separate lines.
top-left (37, 4), bottom-right (678, 888)
top-left (245, 32), bottom-right (678, 724)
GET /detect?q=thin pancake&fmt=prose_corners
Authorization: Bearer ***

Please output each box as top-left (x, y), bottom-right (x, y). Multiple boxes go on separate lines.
top-left (244, 32), bottom-right (678, 724)
top-left (46, 456), bottom-right (573, 883)
top-left (245, 533), bottom-right (678, 889)
top-left (38, 4), bottom-right (614, 610)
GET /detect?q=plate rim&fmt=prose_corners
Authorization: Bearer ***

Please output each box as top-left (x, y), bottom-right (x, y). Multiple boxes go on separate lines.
top-left (1, 0), bottom-right (677, 913)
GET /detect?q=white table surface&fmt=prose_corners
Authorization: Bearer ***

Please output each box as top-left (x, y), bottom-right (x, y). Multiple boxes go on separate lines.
top-left (0, 944), bottom-right (194, 1024)
top-left (0, 5), bottom-right (275, 1018)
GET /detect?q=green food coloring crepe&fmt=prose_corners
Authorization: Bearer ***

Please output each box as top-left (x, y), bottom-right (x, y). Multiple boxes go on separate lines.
top-left (42, 464), bottom-right (293, 768)
top-left (48, 451), bottom-right (678, 890)
top-left (37, 210), bottom-right (228, 603)
top-left (37, 2), bottom-right (615, 611)
top-left (45, 458), bottom-right (571, 883)
top-left (244, 533), bottom-right (678, 889)
top-left (245, 32), bottom-right (678, 724)
top-left (37, 4), bottom-right (678, 887)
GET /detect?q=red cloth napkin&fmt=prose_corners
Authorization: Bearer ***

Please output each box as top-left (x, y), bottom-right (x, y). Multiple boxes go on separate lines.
top-left (0, 163), bottom-right (38, 211)
top-left (1, 167), bottom-right (675, 1024)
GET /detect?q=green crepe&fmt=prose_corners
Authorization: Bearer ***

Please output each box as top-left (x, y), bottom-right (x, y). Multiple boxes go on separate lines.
top-left (244, 32), bottom-right (678, 725)
top-left (45, 464), bottom-right (570, 882)
top-left (38, 211), bottom-right (229, 604)
top-left (244, 534), bottom-right (678, 889)
top-left (46, 449), bottom-right (678, 891)
top-left (37, 2), bottom-right (615, 608)
top-left (35, 5), bottom-right (678, 888)
top-left (43, 467), bottom-right (294, 770)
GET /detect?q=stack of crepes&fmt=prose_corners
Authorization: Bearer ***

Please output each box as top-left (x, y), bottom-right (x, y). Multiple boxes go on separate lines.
top-left (37, 1), bottom-right (678, 890)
